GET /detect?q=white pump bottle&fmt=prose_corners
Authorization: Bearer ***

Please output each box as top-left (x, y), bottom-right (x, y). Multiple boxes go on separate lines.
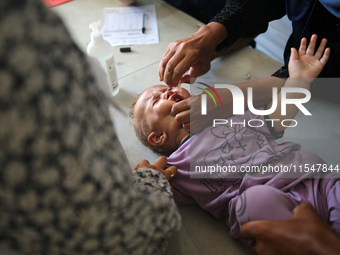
top-left (87, 22), bottom-right (119, 96)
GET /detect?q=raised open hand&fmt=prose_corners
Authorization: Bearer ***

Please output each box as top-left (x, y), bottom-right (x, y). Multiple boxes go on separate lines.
top-left (288, 34), bottom-right (330, 79)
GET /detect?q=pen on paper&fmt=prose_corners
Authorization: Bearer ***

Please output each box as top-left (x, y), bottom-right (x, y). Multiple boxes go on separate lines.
top-left (142, 13), bottom-right (146, 34)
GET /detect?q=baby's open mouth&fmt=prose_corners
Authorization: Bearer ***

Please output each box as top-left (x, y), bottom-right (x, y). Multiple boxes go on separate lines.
top-left (168, 93), bottom-right (184, 102)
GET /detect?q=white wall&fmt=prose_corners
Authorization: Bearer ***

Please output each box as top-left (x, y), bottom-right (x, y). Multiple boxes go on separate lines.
top-left (254, 15), bottom-right (292, 63)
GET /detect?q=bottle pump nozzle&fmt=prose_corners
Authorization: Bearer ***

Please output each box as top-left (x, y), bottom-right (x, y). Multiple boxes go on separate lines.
top-left (89, 21), bottom-right (103, 42)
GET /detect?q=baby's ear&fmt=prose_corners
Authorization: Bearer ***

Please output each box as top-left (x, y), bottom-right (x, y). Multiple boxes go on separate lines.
top-left (148, 132), bottom-right (167, 147)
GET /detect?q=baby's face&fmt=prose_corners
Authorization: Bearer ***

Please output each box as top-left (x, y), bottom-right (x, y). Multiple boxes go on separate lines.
top-left (134, 85), bottom-right (190, 134)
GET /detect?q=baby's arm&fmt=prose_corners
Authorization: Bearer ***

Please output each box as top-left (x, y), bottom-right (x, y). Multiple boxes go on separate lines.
top-left (268, 35), bottom-right (330, 133)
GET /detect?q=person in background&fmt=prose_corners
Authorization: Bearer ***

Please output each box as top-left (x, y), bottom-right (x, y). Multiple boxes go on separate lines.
top-left (161, 0), bottom-right (226, 24)
top-left (0, 1), bottom-right (180, 254)
top-left (120, 0), bottom-right (227, 24)
top-left (159, 0), bottom-right (340, 102)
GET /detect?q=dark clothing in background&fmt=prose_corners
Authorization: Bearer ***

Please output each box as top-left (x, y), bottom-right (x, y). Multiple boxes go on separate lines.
top-left (210, 0), bottom-right (340, 102)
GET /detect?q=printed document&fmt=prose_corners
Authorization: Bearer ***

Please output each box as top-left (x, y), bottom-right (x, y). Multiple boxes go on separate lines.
top-left (102, 4), bottom-right (159, 46)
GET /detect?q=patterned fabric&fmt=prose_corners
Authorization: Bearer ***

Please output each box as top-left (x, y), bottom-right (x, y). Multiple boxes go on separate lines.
top-left (0, 1), bottom-right (180, 254)
top-left (210, 0), bottom-right (286, 51)
top-left (164, 0), bottom-right (226, 23)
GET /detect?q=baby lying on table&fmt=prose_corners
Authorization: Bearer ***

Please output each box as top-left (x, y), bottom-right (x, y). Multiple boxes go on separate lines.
top-left (130, 35), bottom-right (340, 238)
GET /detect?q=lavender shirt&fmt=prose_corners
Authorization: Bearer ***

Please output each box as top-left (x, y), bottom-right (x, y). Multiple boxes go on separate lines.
top-left (167, 110), bottom-right (329, 236)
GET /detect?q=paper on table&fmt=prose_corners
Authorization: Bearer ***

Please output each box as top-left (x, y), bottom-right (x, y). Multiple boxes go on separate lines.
top-left (102, 4), bottom-right (159, 46)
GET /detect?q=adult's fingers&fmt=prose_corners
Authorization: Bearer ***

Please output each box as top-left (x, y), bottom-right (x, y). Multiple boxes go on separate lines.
top-left (159, 40), bottom-right (189, 86)
top-left (134, 157), bottom-right (179, 181)
top-left (174, 110), bottom-right (190, 126)
top-left (188, 60), bottom-right (211, 78)
top-left (152, 156), bottom-right (178, 181)
top-left (182, 122), bottom-right (190, 132)
top-left (159, 44), bottom-right (177, 82)
top-left (163, 44), bottom-right (202, 86)
top-left (180, 73), bottom-right (196, 84)
top-left (171, 98), bottom-right (190, 116)
top-left (171, 99), bottom-right (190, 129)
top-left (134, 159), bottom-right (150, 171)
top-left (164, 54), bottom-right (189, 87)
top-left (291, 203), bottom-right (322, 221)
top-left (241, 203), bottom-right (324, 241)
top-left (241, 203), bottom-right (315, 240)
top-left (152, 156), bottom-right (168, 169)
top-left (240, 220), bottom-right (272, 241)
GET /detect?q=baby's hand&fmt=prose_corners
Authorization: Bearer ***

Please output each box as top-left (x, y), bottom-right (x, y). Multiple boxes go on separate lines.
top-left (288, 34), bottom-right (330, 79)
top-left (133, 156), bottom-right (177, 181)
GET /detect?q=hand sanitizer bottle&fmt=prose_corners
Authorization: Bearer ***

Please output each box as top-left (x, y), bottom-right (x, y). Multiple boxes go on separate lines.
top-left (87, 21), bottom-right (119, 96)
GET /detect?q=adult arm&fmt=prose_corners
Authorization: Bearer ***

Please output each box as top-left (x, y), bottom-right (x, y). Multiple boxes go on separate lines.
top-left (159, 0), bottom-right (286, 87)
top-left (0, 1), bottom-right (180, 254)
top-left (241, 203), bottom-right (340, 255)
